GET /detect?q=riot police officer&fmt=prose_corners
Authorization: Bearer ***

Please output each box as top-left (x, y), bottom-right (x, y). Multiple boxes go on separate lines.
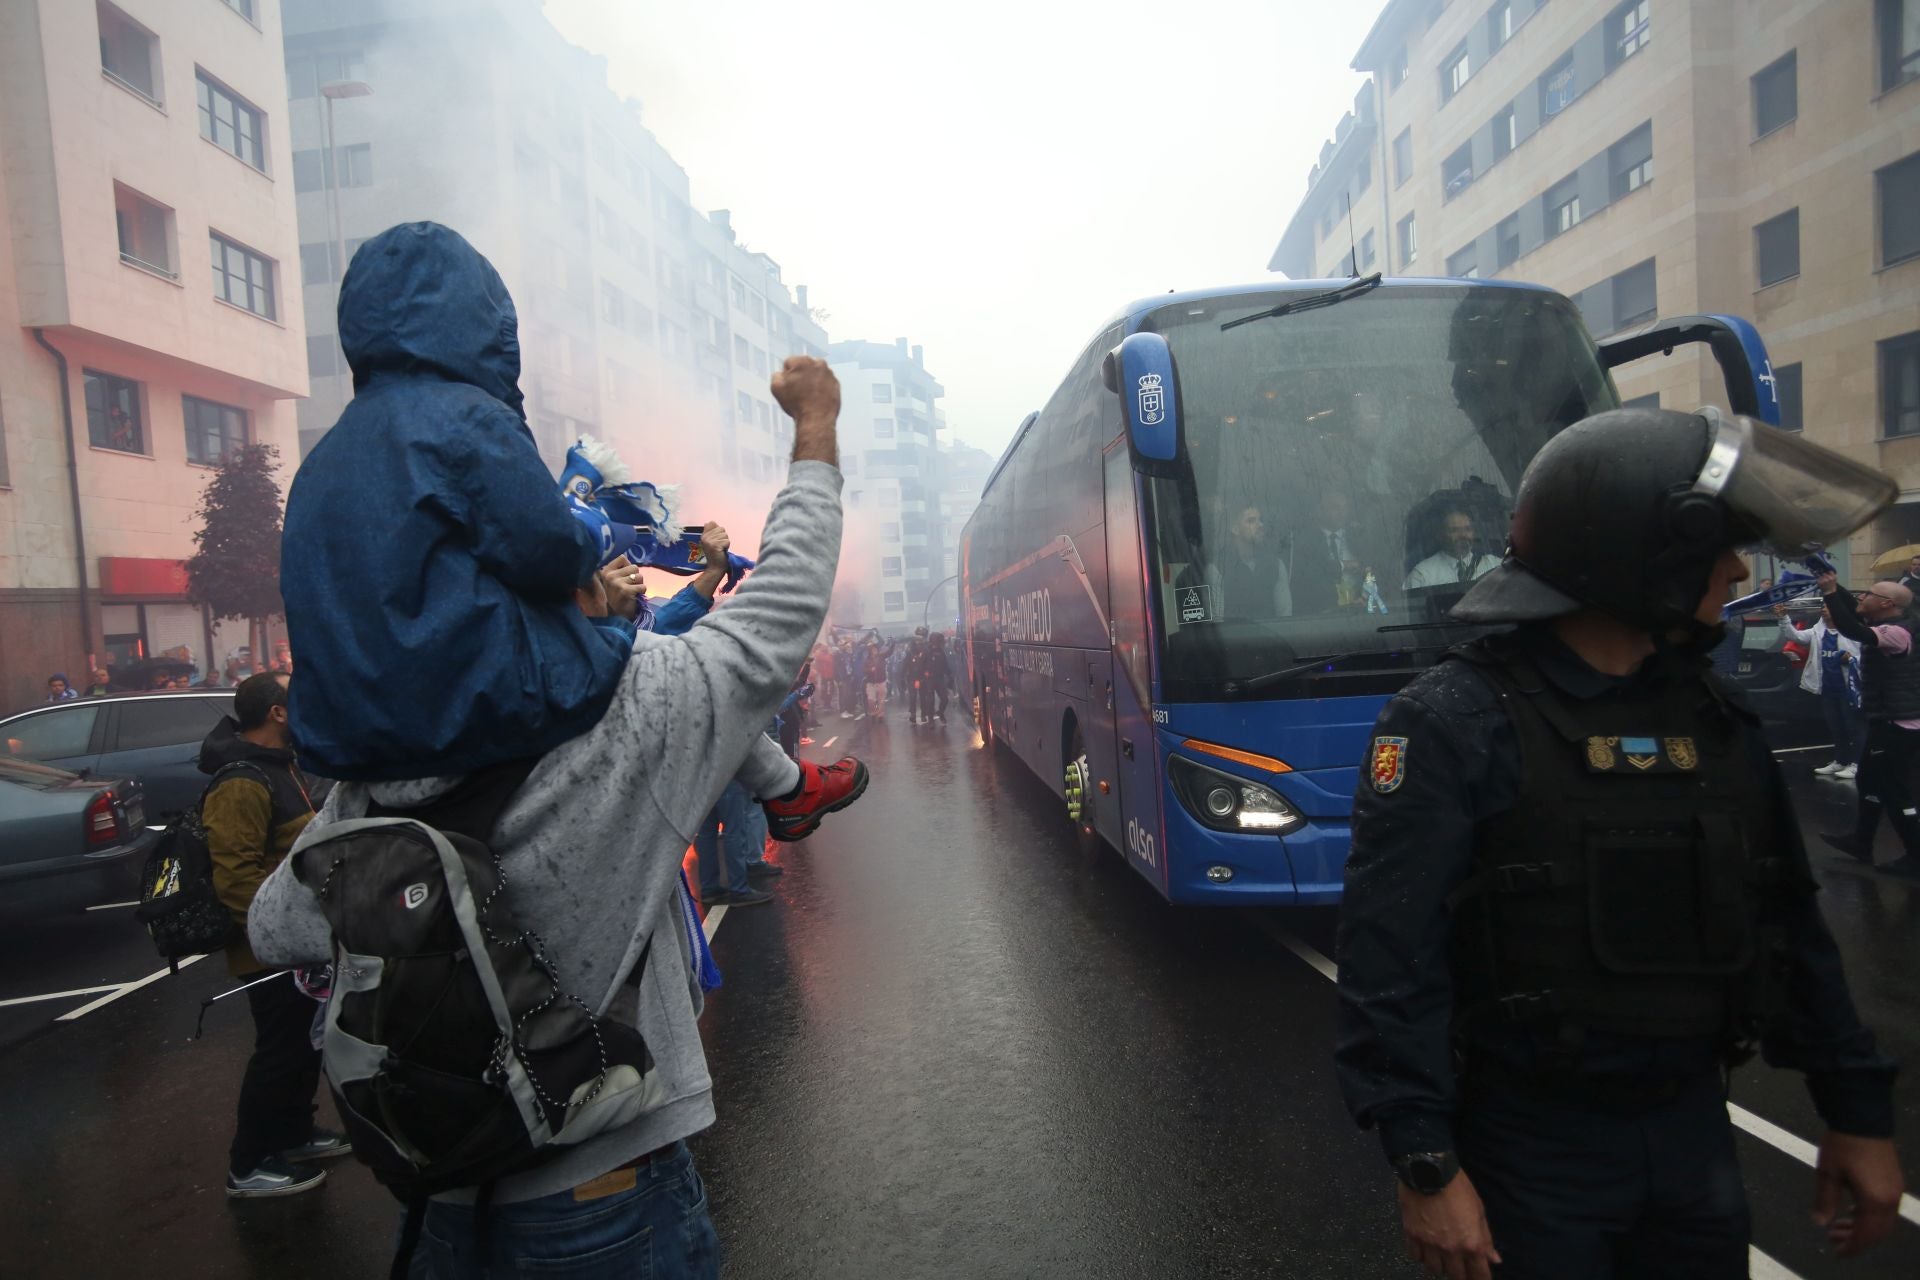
top-left (1334, 407), bottom-right (1905, 1279)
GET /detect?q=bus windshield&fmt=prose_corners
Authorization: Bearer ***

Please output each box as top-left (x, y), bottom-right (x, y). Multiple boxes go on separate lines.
top-left (1141, 285), bottom-right (1617, 701)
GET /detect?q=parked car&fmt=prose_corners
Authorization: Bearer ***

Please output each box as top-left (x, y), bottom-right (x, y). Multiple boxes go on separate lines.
top-left (1725, 610), bottom-right (1825, 745)
top-left (0, 691), bottom-right (235, 821)
top-left (0, 756), bottom-right (158, 912)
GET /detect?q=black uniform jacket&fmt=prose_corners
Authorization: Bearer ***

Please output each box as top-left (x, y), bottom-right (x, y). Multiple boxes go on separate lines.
top-left (1334, 625), bottom-right (1896, 1162)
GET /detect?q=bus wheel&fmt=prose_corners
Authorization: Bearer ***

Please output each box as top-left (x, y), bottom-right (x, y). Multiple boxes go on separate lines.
top-left (1065, 726), bottom-right (1101, 856)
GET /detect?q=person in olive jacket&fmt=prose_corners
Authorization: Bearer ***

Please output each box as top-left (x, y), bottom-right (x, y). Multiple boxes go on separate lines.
top-left (202, 672), bottom-right (345, 1198)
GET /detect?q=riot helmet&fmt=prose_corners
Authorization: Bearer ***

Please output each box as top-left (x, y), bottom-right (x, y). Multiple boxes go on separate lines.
top-left (1454, 406), bottom-right (1895, 631)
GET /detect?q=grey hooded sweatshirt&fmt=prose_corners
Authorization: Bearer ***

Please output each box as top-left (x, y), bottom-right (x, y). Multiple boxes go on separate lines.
top-left (248, 460), bottom-right (842, 1204)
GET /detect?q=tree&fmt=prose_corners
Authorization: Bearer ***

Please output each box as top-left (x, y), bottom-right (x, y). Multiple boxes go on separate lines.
top-left (186, 443), bottom-right (285, 674)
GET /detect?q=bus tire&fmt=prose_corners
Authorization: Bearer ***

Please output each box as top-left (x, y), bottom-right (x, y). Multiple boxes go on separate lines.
top-left (1065, 723), bottom-right (1103, 858)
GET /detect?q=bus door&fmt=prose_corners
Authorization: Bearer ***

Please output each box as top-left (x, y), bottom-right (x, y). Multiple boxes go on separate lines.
top-left (1102, 443), bottom-right (1166, 887)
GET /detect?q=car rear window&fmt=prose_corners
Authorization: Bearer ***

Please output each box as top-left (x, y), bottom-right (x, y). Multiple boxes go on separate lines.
top-left (114, 697), bottom-right (232, 752)
top-left (3, 705), bottom-right (100, 761)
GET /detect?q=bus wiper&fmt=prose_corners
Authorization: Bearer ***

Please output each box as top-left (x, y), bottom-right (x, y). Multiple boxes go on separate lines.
top-left (1219, 273), bottom-right (1384, 332)
top-left (1226, 647), bottom-right (1414, 694)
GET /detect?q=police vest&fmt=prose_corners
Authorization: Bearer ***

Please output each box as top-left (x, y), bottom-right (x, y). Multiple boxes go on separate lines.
top-left (1446, 643), bottom-right (1790, 1046)
top-left (1860, 615), bottom-right (1920, 721)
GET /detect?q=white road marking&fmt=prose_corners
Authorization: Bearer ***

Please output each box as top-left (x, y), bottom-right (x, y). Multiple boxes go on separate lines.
top-left (1747, 1245), bottom-right (1802, 1279)
top-left (1263, 924), bottom-right (1920, 1232)
top-left (820, 736), bottom-right (838, 750)
top-left (1771, 745), bottom-right (1834, 756)
top-left (54, 954), bottom-right (204, 1021)
top-left (702, 904), bottom-right (728, 942)
top-left (0, 984), bottom-right (122, 1009)
top-left (84, 900), bottom-right (140, 911)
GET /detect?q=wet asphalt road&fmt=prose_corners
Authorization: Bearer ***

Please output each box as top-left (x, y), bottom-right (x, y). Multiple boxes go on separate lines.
top-left (1, 710), bottom-right (1918, 1278)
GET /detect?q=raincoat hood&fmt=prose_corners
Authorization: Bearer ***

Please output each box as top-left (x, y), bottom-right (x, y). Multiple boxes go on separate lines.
top-left (338, 221), bottom-right (525, 417)
top-left (197, 715), bottom-right (296, 775)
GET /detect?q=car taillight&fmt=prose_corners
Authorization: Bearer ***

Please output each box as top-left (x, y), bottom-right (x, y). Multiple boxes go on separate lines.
top-left (85, 789), bottom-right (123, 847)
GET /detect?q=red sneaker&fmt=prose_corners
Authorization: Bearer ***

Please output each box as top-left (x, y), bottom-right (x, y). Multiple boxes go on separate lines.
top-left (763, 757), bottom-right (870, 841)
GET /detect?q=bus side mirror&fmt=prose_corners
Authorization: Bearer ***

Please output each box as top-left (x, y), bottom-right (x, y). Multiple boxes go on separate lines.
top-left (1105, 332), bottom-right (1184, 475)
top-left (1598, 314), bottom-right (1782, 426)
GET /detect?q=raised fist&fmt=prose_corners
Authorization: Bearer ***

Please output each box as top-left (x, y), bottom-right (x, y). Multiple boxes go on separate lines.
top-left (772, 356), bottom-right (840, 425)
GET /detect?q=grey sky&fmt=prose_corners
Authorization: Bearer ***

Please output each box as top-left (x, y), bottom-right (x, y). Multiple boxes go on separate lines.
top-left (543, 0), bottom-right (1378, 460)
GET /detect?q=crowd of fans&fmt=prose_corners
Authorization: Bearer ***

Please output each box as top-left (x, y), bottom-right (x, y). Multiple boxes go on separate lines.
top-left (808, 625), bottom-right (966, 726)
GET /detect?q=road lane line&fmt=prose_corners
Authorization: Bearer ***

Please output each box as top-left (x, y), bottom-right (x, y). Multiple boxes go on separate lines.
top-left (1771, 745), bottom-right (1834, 757)
top-left (84, 900), bottom-right (140, 911)
top-left (703, 904), bottom-right (728, 942)
top-left (54, 954), bottom-right (204, 1021)
top-left (821, 736), bottom-right (838, 750)
top-left (0, 984), bottom-right (122, 1008)
top-left (1262, 924), bottom-right (1920, 1230)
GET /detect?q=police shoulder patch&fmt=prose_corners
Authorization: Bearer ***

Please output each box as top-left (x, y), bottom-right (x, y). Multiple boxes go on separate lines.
top-left (1370, 736), bottom-right (1408, 793)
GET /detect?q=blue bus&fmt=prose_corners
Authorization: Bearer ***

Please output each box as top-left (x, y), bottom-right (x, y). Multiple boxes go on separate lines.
top-left (960, 276), bottom-right (1782, 905)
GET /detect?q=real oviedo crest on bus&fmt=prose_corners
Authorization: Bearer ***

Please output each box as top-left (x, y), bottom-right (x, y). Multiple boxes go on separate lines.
top-left (1370, 736), bottom-right (1408, 794)
top-left (1136, 372), bottom-right (1166, 427)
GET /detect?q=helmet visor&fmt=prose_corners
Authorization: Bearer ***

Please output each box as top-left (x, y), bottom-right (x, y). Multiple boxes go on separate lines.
top-left (1693, 410), bottom-right (1896, 557)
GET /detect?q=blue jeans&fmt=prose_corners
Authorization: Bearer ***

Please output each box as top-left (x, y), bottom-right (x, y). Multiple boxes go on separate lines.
top-left (693, 781), bottom-right (766, 896)
top-left (417, 1142), bottom-right (719, 1279)
top-left (1820, 688), bottom-right (1866, 766)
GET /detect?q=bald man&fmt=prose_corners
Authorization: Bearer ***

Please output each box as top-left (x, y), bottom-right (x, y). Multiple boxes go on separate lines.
top-left (1818, 577), bottom-right (1920, 876)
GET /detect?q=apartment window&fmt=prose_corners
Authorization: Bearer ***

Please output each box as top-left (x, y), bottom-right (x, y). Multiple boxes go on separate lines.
top-left (1329, 250), bottom-right (1358, 278)
top-left (1496, 214), bottom-right (1521, 269)
top-left (1352, 156), bottom-right (1372, 200)
top-left (1398, 214), bottom-right (1418, 266)
top-left (1608, 122), bottom-right (1654, 199)
top-left (873, 384), bottom-right (893, 403)
top-left (750, 294), bottom-right (767, 324)
top-left (288, 50), bottom-right (367, 100)
top-left (1442, 45), bottom-right (1472, 102)
top-left (1389, 45), bottom-right (1409, 91)
top-left (883, 591), bottom-right (906, 613)
top-left (594, 202), bottom-right (622, 249)
top-left (97, 3), bottom-right (160, 105)
top-left (306, 334), bottom-right (344, 378)
top-left (1614, 258), bottom-right (1658, 328)
top-left (1321, 203), bottom-right (1340, 238)
top-left (756, 401), bottom-right (771, 428)
top-left (221, 0), bottom-right (257, 21)
top-left (196, 71), bottom-right (265, 172)
top-left (752, 347), bottom-right (769, 376)
top-left (1545, 175), bottom-right (1582, 237)
top-left (733, 334), bottom-right (750, 367)
top-left (1443, 144), bottom-right (1474, 199)
top-left (1541, 54), bottom-right (1577, 118)
top-left (735, 391), bottom-right (753, 422)
top-left (1489, 1), bottom-right (1513, 48)
top-left (183, 396), bottom-right (248, 466)
top-left (292, 145), bottom-right (372, 194)
top-left (1882, 332), bottom-right (1920, 437)
top-left (114, 184), bottom-right (174, 278)
top-left (1755, 209), bottom-right (1800, 286)
top-left (1393, 129), bottom-right (1413, 187)
top-left (1752, 52), bottom-right (1797, 137)
top-left (882, 557), bottom-right (903, 577)
top-left (83, 370), bottom-right (144, 453)
top-left (1774, 362), bottom-right (1804, 431)
top-left (1359, 229), bottom-right (1377, 270)
top-left (1611, 0), bottom-right (1651, 65)
top-left (874, 418), bottom-right (897, 438)
top-left (599, 281), bottom-right (626, 328)
top-left (881, 521), bottom-right (900, 540)
top-left (731, 278), bottom-right (748, 310)
top-left (1446, 244), bottom-right (1479, 278)
top-left (209, 232), bottom-right (275, 319)
top-left (1879, 152), bottom-right (1920, 267)
top-left (1492, 107), bottom-right (1517, 161)
top-left (1878, 0), bottom-right (1920, 92)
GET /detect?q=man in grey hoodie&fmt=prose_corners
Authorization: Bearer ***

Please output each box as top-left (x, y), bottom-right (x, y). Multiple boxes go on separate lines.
top-left (249, 356), bottom-right (850, 1278)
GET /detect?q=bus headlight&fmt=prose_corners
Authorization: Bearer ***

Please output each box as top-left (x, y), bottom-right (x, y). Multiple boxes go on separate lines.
top-left (1169, 755), bottom-right (1306, 836)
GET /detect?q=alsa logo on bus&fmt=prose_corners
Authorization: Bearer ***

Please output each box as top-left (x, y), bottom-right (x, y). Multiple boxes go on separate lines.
top-left (1126, 817), bottom-right (1158, 868)
top-left (994, 588), bottom-right (1053, 645)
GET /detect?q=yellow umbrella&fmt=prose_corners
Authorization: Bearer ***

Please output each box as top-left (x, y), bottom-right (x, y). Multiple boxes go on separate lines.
top-left (1871, 544), bottom-right (1920, 575)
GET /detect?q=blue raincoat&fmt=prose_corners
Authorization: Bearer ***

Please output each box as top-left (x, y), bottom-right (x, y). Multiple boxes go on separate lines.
top-left (281, 222), bottom-right (632, 780)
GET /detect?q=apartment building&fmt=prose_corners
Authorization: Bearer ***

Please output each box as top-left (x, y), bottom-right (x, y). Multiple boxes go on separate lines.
top-left (0, 0), bottom-right (307, 709)
top-left (283, 0), bottom-right (825, 474)
top-left (935, 439), bottom-right (994, 629)
top-left (830, 339), bottom-right (948, 630)
top-left (1271, 0), bottom-right (1920, 565)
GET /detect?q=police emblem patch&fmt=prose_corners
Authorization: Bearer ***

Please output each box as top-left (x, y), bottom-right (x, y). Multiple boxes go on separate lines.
top-left (1586, 737), bottom-right (1616, 771)
top-left (1370, 736), bottom-right (1408, 793)
top-left (1665, 737), bottom-right (1698, 770)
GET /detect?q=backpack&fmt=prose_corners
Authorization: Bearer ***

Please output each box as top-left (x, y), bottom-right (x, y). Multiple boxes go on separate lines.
top-left (134, 762), bottom-right (271, 969)
top-left (289, 761), bottom-right (667, 1272)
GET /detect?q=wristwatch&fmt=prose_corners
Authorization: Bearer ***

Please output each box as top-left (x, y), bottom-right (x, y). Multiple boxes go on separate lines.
top-left (1391, 1151), bottom-right (1460, 1195)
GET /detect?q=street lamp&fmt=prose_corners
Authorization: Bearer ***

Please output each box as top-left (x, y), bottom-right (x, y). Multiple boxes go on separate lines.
top-left (319, 80), bottom-right (372, 287)
top-left (922, 573), bottom-right (960, 630)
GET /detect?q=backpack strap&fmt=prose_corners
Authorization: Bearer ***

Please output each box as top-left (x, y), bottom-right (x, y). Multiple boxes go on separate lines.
top-left (364, 758), bottom-right (542, 843)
